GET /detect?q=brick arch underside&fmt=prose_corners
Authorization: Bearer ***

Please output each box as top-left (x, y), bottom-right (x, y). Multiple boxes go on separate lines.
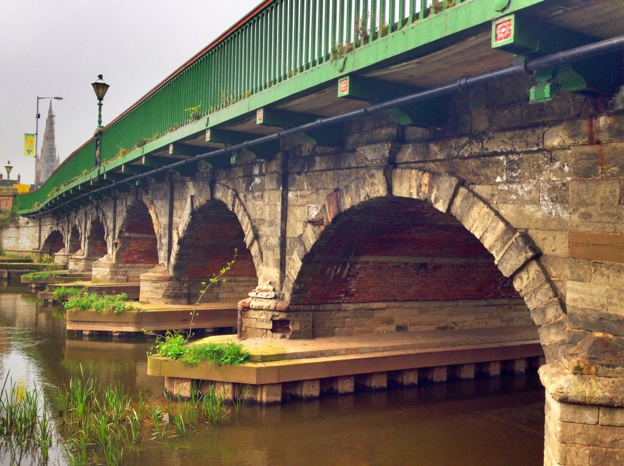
top-left (68, 226), bottom-right (81, 254)
top-left (291, 197), bottom-right (532, 337)
top-left (42, 231), bottom-right (64, 255)
top-left (173, 201), bottom-right (257, 301)
top-left (87, 220), bottom-right (107, 259)
top-left (118, 201), bottom-right (158, 265)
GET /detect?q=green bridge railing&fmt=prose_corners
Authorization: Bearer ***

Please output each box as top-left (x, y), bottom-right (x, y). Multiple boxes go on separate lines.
top-left (16, 0), bottom-right (523, 214)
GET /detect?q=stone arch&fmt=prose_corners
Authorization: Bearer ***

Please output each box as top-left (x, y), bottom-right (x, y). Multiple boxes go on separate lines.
top-left (86, 215), bottom-right (108, 260)
top-left (41, 230), bottom-right (64, 255)
top-left (113, 196), bottom-right (159, 281)
top-left (116, 197), bottom-right (158, 264)
top-left (211, 182), bottom-right (263, 276)
top-left (169, 197), bottom-right (259, 304)
top-left (286, 167), bottom-right (565, 362)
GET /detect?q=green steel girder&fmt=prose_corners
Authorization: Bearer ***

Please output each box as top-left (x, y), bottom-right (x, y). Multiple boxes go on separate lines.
top-left (492, 13), bottom-right (596, 56)
top-left (205, 128), bottom-right (256, 146)
top-left (121, 163), bottom-right (152, 175)
top-left (167, 163), bottom-right (197, 178)
top-left (111, 183), bottom-right (133, 194)
top-left (103, 172), bottom-right (133, 183)
top-left (337, 75), bottom-right (421, 102)
top-left (88, 192), bottom-right (106, 202)
top-left (233, 141), bottom-right (280, 161)
top-left (256, 108), bottom-right (318, 128)
top-left (168, 143), bottom-right (206, 157)
top-left (296, 125), bottom-right (344, 147)
top-left (256, 108), bottom-right (342, 146)
top-left (141, 155), bottom-right (184, 167)
top-left (200, 155), bottom-right (233, 170)
top-left (493, 13), bottom-right (623, 101)
top-left (337, 75), bottom-right (446, 126)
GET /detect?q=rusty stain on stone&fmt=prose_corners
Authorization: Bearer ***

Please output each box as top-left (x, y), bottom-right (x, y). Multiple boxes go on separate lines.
top-left (326, 190), bottom-right (341, 220)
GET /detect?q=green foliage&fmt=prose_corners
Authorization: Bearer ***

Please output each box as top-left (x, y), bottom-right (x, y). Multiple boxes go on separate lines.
top-left (52, 286), bottom-right (83, 302)
top-left (0, 205), bottom-right (17, 227)
top-left (21, 271), bottom-right (60, 281)
top-left (63, 291), bottom-right (142, 314)
top-left (55, 367), bottom-right (235, 463)
top-left (0, 375), bottom-right (53, 465)
top-left (40, 253), bottom-right (55, 264)
top-left (190, 248), bottom-right (238, 338)
top-left (146, 248), bottom-right (246, 367)
top-left (150, 332), bottom-right (249, 367)
top-left (184, 104), bottom-right (202, 120)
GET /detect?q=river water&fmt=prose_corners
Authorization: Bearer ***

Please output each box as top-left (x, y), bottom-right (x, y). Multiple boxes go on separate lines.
top-left (0, 282), bottom-right (545, 465)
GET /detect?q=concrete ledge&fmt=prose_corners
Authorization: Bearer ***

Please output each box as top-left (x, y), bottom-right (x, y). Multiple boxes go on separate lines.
top-left (66, 302), bottom-right (237, 332)
top-left (148, 340), bottom-right (542, 385)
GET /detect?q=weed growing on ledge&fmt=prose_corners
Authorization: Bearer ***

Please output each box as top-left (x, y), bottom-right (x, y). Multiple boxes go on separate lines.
top-left (52, 286), bottom-right (83, 302)
top-left (21, 271), bottom-right (60, 281)
top-left (149, 332), bottom-right (249, 367)
top-left (63, 291), bottom-right (143, 314)
top-left (147, 249), bottom-right (248, 367)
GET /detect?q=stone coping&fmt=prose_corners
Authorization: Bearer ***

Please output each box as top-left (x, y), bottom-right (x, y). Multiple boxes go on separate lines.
top-left (147, 326), bottom-right (543, 385)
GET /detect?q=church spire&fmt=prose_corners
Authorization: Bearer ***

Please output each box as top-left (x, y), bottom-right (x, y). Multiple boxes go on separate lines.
top-left (35, 102), bottom-right (60, 186)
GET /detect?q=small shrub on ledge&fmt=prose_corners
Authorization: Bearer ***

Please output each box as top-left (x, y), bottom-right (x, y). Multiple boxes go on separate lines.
top-left (149, 332), bottom-right (249, 367)
top-left (63, 291), bottom-right (143, 314)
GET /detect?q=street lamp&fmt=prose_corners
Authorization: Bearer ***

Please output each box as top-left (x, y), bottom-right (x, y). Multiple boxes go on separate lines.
top-left (91, 74), bottom-right (110, 133)
top-left (35, 96), bottom-right (63, 160)
top-left (5, 160), bottom-right (13, 186)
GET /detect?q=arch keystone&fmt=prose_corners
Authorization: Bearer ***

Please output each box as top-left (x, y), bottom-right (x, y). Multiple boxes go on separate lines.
top-left (392, 168), bottom-right (430, 201)
top-left (392, 168), bottom-right (460, 213)
top-left (429, 172), bottom-right (460, 213)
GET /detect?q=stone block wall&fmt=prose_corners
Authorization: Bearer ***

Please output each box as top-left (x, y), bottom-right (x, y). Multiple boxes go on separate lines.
top-left (544, 392), bottom-right (624, 465)
top-left (290, 298), bottom-right (532, 338)
top-left (0, 217), bottom-right (38, 254)
top-left (198, 276), bottom-right (258, 303)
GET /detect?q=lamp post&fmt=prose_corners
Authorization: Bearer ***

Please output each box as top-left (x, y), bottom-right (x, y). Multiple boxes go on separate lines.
top-left (35, 96), bottom-right (63, 160)
top-left (5, 160), bottom-right (13, 186)
top-left (91, 74), bottom-right (110, 133)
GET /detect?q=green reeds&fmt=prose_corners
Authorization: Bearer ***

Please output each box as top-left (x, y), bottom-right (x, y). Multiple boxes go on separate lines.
top-left (0, 375), bottom-right (54, 466)
top-left (63, 291), bottom-right (142, 314)
top-left (58, 370), bottom-right (142, 465)
top-left (3, 369), bottom-right (243, 465)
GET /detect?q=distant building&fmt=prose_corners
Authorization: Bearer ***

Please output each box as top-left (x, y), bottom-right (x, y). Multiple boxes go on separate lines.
top-left (35, 102), bottom-right (60, 186)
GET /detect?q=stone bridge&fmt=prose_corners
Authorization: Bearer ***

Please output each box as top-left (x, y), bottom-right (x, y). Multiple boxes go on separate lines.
top-left (24, 72), bottom-right (624, 462)
top-left (6, 0), bottom-right (624, 463)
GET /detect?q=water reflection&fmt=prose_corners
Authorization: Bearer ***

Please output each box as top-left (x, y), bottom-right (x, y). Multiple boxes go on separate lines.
top-left (0, 283), bottom-right (544, 466)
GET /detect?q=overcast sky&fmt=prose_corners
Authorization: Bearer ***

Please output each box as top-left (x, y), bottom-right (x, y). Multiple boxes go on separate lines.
top-left (0, 0), bottom-right (261, 185)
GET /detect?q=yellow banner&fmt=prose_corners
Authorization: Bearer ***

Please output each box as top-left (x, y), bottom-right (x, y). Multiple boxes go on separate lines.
top-left (13, 184), bottom-right (30, 193)
top-left (24, 133), bottom-right (35, 157)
